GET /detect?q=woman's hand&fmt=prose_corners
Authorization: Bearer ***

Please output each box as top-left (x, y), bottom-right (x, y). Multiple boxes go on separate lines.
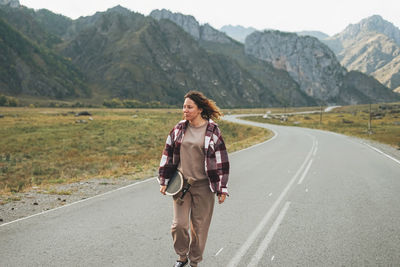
top-left (160, 185), bottom-right (167, 195)
top-left (218, 194), bottom-right (226, 204)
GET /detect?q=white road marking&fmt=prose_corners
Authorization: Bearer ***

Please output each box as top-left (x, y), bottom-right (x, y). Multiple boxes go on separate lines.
top-left (305, 188), bottom-right (309, 193)
top-left (215, 247), bottom-right (224, 257)
top-left (248, 202), bottom-right (291, 267)
top-left (363, 142), bottom-right (400, 166)
top-left (269, 193), bottom-right (273, 197)
top-left (227, 140), bottom-right (315, 267)
top-left (0, 177), bottom-right (157, 228)
top-left (271, 255), bottom-right (275, 261)
top-left (298, 159), bottom-right (313, 185)
top-left (313, 141), bottom-right (318, 156)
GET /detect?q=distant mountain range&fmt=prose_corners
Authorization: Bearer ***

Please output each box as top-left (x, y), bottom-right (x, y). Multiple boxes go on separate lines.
top-left (220, 25), bottom-right (330, 43)
top-left (0, 2), bottom-right (399, 107)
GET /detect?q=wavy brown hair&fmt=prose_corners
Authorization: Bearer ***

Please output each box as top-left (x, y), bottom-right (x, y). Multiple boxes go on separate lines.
top-left (184, 91), bottom-right (222, 121)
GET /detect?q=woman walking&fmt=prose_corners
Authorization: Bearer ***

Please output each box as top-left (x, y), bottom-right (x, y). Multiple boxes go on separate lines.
top-left (159, 91), bottom-right (230, 267)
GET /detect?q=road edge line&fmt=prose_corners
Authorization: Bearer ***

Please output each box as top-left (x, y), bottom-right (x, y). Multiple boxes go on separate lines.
top-left (362, 142), bottom-right (400, 166)
top-left (0, 177), bottom-right (156, 228)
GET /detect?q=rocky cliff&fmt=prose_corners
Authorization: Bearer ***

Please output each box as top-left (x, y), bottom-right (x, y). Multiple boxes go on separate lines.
top-left (245, 30), bottom-right (399, 104)
top-left (324, 15), bottom-right (400, 92)
top-left (150, 9), bottom-right (233, 44)
top-left (245, 30), bottom-right (346, 102)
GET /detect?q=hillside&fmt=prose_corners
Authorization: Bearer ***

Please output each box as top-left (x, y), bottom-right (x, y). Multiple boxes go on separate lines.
top-left (58, 8), bottom-right (282, 107)
top-left (0, 15), bottom-right (89, 99)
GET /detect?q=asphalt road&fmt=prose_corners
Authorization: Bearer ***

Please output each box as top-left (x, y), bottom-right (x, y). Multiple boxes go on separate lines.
top-left (1, 115), bottom-right (400, 266)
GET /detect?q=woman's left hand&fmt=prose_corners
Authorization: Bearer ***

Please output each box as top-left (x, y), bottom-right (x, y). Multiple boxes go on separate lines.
top-left (218, 194), bottom-right (226, 204)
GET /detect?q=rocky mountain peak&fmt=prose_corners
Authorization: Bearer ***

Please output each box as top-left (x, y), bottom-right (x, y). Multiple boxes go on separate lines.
top-left (337, 15), bottom-right (400, 46)
top-left (150, 9), bottom-right (200, 39)
top-left (150, 9), bottom-right (233, 44)
top-left (105, 5), bottom-right (131, 16)
top-left (0, 0), bottom-right (19, 8)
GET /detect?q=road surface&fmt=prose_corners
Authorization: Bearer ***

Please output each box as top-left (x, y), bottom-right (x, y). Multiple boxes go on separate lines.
top-left (1, 115), bottom-right (399, 266)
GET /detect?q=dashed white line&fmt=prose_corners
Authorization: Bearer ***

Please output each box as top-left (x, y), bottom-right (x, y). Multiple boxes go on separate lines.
top-left (271, 255), bottom-right (275, 261)
top-left (215, 247), bottom-right (224, 257)
top-left (227, 139), bottom-right (315, 267)
top-left (248, 202), bottom-right (291, 267)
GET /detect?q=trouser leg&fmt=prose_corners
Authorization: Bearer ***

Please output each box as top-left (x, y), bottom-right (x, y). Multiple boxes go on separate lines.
top-left (171, 190), bottom-right (192, 259)
top-left (188, 182), bottom-right (215, 265)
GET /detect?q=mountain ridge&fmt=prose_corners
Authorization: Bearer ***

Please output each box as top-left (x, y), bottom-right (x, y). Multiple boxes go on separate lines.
top-left (0, 4), bottom-right (399, 107)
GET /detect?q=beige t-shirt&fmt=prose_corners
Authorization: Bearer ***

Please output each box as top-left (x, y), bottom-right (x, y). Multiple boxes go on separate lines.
top-left (178, 122), bottom-right (208, 181)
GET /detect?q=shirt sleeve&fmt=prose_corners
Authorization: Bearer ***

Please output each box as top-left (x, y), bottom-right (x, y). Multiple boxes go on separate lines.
top-left (158, 128), bottom-right (175, 186)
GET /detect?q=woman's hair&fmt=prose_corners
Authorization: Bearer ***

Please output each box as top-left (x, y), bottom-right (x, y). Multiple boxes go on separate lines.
top-left (184, 91), bottom-right (222, 120)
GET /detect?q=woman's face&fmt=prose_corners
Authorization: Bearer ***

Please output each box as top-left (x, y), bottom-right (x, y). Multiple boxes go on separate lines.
top-left (183, 97), bottom-right (202, 121)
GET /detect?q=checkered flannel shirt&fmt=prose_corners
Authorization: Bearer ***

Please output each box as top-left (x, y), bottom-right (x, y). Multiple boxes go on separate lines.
top-left (158, 119), bottom-right (230, 195)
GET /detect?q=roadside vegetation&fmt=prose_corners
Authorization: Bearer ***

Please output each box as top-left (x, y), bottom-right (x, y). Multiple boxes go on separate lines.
top-left (0, 108), bottom-right (271, 200)
top-left (243, 102), bottom-right (400, 149)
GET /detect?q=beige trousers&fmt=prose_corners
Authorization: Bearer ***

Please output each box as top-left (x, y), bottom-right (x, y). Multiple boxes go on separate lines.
top-left (171, 179), bottom-right (215, 265)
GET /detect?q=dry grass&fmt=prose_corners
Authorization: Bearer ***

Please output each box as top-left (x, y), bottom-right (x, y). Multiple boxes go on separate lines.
top-left (243, 102), bottom-right (400, 149)
top-left (0, 107), bottom-right (271, 198)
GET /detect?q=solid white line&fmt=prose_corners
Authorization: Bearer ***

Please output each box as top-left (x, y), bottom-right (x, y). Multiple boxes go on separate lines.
top-left (215, 247), bottom-right (224, 257)
top-left (298, 159), bottom-right (313, 185)
top-left (227, 140), bottom-right (315, 267)
top-left (248, 202), bottom-right (291, 267)
top-left (0, 177), bottom-right (157, 228)
top-left (363, 142), bottom-right (400, 166)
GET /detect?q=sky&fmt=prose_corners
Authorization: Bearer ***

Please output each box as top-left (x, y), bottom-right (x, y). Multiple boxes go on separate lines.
top-left (19, 0), bottom-right (400, 36)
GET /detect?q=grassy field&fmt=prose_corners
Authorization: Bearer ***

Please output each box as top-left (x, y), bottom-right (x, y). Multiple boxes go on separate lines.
top-left (0, 108), bottom-right (272, 198)
top-left (243, 102), bottom-right (400, 148)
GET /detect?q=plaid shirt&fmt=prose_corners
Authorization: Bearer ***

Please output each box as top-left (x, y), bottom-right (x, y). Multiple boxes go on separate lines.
top-left (158, 119), bottom-right (230, 195)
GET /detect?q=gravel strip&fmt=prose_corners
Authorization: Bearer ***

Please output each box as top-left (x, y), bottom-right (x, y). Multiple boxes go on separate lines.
top-left (0, 176), bottom-right (148, 226)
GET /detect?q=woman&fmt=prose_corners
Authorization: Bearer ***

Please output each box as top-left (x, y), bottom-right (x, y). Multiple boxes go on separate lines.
top-left (159, 91), bottom-right (230, 267)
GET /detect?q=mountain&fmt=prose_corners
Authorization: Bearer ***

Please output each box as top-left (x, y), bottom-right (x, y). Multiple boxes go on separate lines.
top-left (245, 30), bottom-right (400, 104)
top-left (150, 9), bottom-right (316, 107)
top-left (220, 25), bottom-right (258, 43)
top-left (0, 15), bottom-right (89, 98)
top-left (324, 15), bottom-right (400, 92)
top-left (1, 4), bottom-right (397, 106)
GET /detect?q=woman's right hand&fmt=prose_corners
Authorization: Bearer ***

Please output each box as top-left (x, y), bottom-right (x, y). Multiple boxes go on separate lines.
top-left (160, 185), bottom-right (167, 195)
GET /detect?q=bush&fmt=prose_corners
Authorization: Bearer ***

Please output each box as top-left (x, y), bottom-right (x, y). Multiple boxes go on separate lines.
top-left (0, 94), bottom-right (19, 106)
